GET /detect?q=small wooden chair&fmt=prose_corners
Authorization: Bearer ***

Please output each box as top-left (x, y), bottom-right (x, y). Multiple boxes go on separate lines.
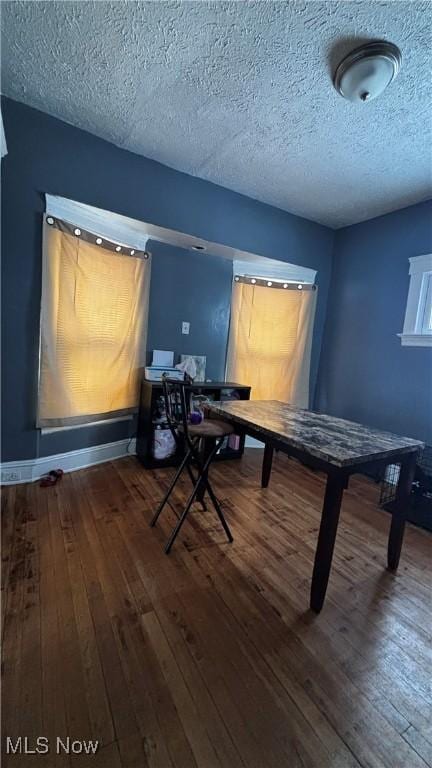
top-left (150, 376), bottom-right (234, 553)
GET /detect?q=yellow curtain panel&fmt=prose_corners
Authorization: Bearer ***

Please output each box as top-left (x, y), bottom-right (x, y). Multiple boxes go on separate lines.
top-left (38, 218), bottom-right (151, 427)
top-left (226, 280), bottom-right (317, 406)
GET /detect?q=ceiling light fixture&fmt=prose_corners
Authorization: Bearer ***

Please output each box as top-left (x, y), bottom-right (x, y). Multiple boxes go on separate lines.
top-left (333, 41), bottom-right (401, 103)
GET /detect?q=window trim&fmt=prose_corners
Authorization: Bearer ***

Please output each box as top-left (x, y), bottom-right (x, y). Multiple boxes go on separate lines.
top-left (398, 253), bottom-right (432, 347)
top-left (40, 415), bottom-right (134, 435)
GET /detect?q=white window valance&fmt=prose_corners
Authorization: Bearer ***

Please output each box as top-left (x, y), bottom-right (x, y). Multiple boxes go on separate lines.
top-left (233, 259), bottom-right (316, 284)
top-left (45, 194), bottom-right (150, 251)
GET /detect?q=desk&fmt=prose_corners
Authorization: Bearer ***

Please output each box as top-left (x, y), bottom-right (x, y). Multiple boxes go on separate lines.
top-left (137, 380), bottom-right (251, 469)
top-left (207, 400), bottom-right (424, 612)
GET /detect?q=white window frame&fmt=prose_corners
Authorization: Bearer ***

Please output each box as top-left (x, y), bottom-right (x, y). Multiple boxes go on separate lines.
top-left (398, 253), bottom-right (432, 347)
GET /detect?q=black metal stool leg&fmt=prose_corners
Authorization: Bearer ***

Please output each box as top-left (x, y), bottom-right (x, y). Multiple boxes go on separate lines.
top-left (165, 473), bottom-right (206, 553)
top-left (150, 447), bottom-right (192, 527)
top-left (189, 439), bottom-right (233, 543)
top-left (196, 437), bottom-right (211, 505)
top-left (201, 477), bottom-right (233, 543)
top-left (165, 439), bottom-right (232, 552)
top-left (185, 459), bottom-right (207, 511)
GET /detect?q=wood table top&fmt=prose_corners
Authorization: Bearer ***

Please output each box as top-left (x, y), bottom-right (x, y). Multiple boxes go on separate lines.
top-left (208, 400), bottom-right (424, 468)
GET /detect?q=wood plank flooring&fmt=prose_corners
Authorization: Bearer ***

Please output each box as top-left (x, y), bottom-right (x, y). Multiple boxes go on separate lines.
top-left (2, 449), bottom-right (431, 767)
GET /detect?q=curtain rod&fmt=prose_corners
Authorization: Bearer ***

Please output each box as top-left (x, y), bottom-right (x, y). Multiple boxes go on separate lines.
top-left (234, 275), bottom-right (316, 291)
top-left (44, 215), bottom-right (151, 260)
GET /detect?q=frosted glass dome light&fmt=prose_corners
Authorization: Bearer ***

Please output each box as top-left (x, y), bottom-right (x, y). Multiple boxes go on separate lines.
top-left (334, 41), bottom-right (402, 103)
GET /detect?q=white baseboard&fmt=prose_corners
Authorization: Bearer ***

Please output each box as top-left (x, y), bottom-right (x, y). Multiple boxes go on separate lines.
top-left (1, 435), bottom-right (261, 486)
top-left (1, 438), bottom-right (137, 485)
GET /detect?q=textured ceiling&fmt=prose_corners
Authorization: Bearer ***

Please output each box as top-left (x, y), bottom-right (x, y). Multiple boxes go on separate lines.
top-left (1, 0), bottom-right (431, 228)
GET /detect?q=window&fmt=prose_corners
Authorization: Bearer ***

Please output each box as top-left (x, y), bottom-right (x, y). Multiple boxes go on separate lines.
top-left (226, 275), bottom-right (317, 407)
top-left (37, 216), bottom-right (151, 428)
top-left (421, 272), bottom-right (432, 334)
top-left (399, 254), bottom-right (432, 347)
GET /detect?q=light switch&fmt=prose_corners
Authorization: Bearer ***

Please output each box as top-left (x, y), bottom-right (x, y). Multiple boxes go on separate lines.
top-left (182, 321), bottom-right (190, 335)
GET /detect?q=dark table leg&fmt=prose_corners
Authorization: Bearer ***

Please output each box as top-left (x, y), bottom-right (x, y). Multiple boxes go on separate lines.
top-left (387, 452), bottom-right (417, 571)
top-left (261, 443), bottom-right (274, 488)
top-left (310, 472), bottom-right (345, 613)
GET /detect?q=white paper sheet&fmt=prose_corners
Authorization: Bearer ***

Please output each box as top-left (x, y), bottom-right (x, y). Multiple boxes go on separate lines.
top-left (152, 349), bottom-right (174, 367)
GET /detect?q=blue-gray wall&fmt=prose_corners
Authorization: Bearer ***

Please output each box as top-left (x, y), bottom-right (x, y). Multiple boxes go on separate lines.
top-left (316, 200), bottom-right (432, 443)
top-left (1, 97), bottom-right (334, 461)
top-left (147, 241), bottom-right (232, 380)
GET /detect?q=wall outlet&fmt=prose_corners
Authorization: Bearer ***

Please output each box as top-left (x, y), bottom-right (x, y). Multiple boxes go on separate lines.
top-left (1, 469), bottom-right (21, 483)
top-left (182, 321), bottom-right (190, 335)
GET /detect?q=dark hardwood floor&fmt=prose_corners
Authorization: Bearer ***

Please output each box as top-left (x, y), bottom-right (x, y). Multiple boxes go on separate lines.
top-left (2, 449), bottom-right (432, 767)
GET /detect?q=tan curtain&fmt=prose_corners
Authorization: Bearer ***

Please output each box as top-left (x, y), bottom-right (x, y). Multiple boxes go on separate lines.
top-left (37, 218), bottom-right (151, 427)
top-left (226, 280), bottom-right (317, 406)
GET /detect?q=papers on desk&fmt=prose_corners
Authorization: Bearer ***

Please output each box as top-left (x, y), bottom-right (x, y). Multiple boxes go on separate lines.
top-left (152, 350), bottom-right (174, 367)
